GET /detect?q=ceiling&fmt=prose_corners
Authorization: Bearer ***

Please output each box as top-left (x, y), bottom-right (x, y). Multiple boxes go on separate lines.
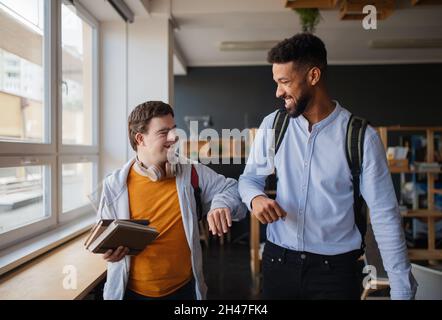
top-left (78, 0), bottom-right (442, 71)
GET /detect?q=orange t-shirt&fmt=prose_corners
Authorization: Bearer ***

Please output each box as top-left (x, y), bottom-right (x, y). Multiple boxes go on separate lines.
top-left (126, 166), bottom-right (192, 297)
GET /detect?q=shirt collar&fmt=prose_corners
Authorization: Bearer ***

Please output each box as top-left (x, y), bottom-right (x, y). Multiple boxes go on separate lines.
top-left (296, 100), bottom-right (342, 134)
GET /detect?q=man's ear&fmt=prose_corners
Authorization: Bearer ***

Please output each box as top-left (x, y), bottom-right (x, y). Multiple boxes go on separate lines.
top-left (308, 67), bottom-right (321, 86)
top-left (135, 132), bottom-right (144, 147)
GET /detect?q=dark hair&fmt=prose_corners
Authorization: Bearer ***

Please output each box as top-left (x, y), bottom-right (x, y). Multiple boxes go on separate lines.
top-left (128, 101), bottom-right (174, 151)
top-left (267, 33), bottom-right (327, 72)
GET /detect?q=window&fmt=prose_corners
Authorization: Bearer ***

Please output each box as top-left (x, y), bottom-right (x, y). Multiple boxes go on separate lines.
top-left (62, 162), bottom-right (93, 213)
top-left (0, 0), bottom-right (99, 252)
top-left (0, 156), bottom-right (55, 250)
top-left (0, 164), bottom-right (49, 235)
top-left (59, 0), bottom-right (99, 222)
top-left (60, 157), bottom-right (98, 222)
top-left (61, 2), bottom-right (94, 146)
top-left (0, 0), bottom-right (46, 143)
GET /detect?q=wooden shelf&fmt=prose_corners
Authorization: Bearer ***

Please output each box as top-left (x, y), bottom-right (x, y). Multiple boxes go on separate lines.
top-left (380, 126), bottom-right (442, 132)
top-left (432, 189), bottom-right (442, 196)
top-left (401, 210), bottom-right (442, 218)
top-left (340, 0), bottom-right (395, 21)
top-left (181, 138), bottom-right (252, 160)
top-left (408, 249), bottom-right (442, 260)
top-left (285, 0), bottom-right (337, 9)
top-left (389, 166), bottom-right (442, 174)
top-left (198, 156), bottom-right (246, 162)
top-left (412, 0), bottom-right (442, 6)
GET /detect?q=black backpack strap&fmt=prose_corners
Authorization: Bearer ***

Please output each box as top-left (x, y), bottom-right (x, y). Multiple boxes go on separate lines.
top-left (191, 165), bottom-right (203, 221)
top-left (345, 115), bottom-right (369, 253)
top-left (265, 108), bottom-right (290, 193)
top-left (272, 108), bottom-right (290, 154)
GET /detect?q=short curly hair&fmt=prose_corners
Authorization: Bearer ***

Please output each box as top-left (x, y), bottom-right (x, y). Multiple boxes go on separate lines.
top-left (267, 33), bottom-right (327, 72)
top-left (128, 101), bottom-right (174, 151)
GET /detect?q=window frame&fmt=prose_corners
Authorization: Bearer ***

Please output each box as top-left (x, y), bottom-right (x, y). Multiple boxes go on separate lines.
top-left (0, 0), bottom-right (100, 251)
top-left (0, 156), bottom-right (56, 251)
top-left (59, 0), bottom-right (99, 152)
top-left (0, 0), bottom-right (55, 154)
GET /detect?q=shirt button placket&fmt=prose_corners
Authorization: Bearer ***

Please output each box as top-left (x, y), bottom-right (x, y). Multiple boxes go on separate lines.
top-left (300, 135), bottom-right (314, 252)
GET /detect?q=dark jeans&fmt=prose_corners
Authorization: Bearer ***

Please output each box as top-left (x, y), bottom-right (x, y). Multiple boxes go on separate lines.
top-left (124, 278), bottom-right (196, 300)
top-left (262, 241), bottom-right (362, 300)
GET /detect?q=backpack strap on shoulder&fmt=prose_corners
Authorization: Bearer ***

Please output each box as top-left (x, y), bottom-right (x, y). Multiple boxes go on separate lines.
top-left (272, 107), bottom-right (290, 154)
top-left (345, 115), bottom-right (369, 253)
top-left (191, 165), bottom-right (203, 221)
top-left (265, 108), bottom-right (290, 193)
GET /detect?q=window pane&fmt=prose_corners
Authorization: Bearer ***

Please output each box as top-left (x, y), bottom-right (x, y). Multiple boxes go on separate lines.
top-left (61, 3), bottom-right (93, 145)
top-left (0, 0), bottom-right (45, 143)
top-left (62, 162), bottom-right (93, 213)
top-left (0, 165), bottom-right (49, 234)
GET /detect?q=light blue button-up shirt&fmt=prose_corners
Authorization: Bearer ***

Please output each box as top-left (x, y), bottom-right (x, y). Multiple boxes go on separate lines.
top-left (238, 102), bottom-right (417, 299)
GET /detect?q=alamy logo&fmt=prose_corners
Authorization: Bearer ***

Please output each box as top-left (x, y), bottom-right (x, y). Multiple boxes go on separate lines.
top-left (362, 264), bottom-right (378, 289)
top-left (62, 265), bottom-right (78, 290)
top-left (363, 5), bottom-right (377, 30)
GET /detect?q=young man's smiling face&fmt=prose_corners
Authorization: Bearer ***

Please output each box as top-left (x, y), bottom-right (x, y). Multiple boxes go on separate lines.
top-left (272, 61), bottom-right (313, 118)
top-left (135, 114), bottom-right (177, 165)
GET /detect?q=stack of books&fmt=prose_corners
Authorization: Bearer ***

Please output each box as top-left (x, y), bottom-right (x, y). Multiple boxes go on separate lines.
top-left (84, 219), bottom-right (159, 255)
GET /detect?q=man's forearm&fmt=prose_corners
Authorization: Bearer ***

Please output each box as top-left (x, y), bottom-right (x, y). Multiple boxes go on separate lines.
top-left (370, 208), bottom-right (417, 299)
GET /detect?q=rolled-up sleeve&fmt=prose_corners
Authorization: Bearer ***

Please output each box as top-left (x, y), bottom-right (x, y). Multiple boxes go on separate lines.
top-left (238, 113), bottom-right (276, 211)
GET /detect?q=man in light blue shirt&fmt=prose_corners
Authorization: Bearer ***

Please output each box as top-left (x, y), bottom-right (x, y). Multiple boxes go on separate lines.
top-left (238, 33), bottom-right (417, 300)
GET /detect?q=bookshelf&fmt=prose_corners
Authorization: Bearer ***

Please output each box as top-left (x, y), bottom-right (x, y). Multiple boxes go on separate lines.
top-left (378, 126), bottom-right (442, 263)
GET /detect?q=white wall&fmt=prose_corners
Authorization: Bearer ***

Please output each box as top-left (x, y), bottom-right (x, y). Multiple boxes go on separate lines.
top-left (100, 16), bottom-right (174, 178)
top-left (128, 18), bottom-right (174, 109)
top-left (100, 20), bottom-right (127, 178)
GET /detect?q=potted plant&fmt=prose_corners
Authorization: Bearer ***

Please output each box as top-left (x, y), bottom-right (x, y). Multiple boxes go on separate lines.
top-left (294, 8), bottom-right (322, 33)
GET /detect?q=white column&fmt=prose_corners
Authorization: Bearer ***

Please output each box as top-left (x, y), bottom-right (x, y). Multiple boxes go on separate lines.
top-left (128, 18), bottom-right (174, 108)
top-left (100, 16), bottom-right (174, 177)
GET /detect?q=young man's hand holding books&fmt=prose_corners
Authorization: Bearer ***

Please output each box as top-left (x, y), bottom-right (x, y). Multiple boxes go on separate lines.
top-left (103, 246), bottom-right (130, 262)
top-left (84, 219), bottom-right (158, 261)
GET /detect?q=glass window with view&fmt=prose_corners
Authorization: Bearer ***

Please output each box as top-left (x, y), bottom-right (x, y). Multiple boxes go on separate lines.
top-left (0, 0), bottom-right (46, 143)
top-left (62, 162), bottom-right (93, 213)
top-left (0, 165), bottom-right (50, 234)
top-left (61, 3), bottom-right (93, 145)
